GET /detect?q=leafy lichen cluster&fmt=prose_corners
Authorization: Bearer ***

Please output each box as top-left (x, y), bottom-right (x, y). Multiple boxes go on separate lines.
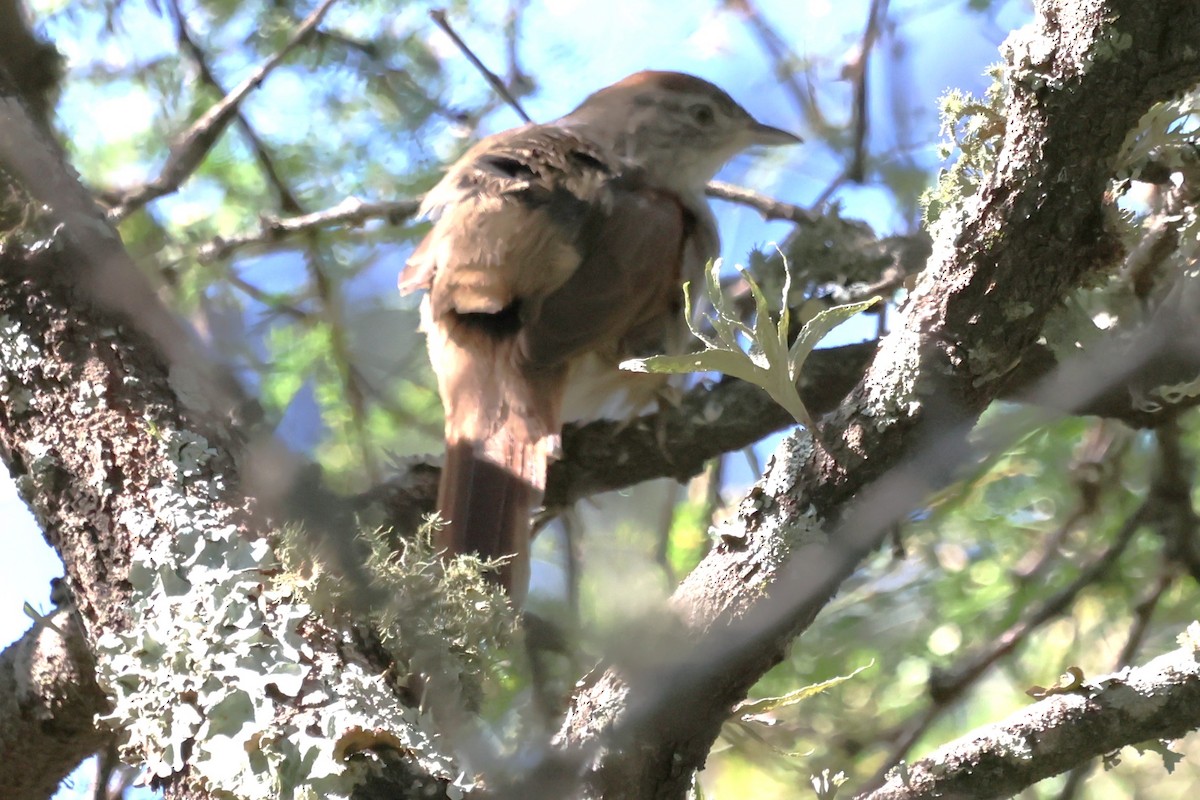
top-left (93, 423), bottom-right (516, 800)
top-left (273, 521), bottom-right (519, 711)
top-left (920, 64), bottom-right (1008, 234)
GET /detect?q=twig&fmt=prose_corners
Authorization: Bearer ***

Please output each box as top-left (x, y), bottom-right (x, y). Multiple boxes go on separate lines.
top-left (1013, 422), bottom-right (1125, 584)
top-left (226, 271), bottom-right (312, 320)
top-left (813, 170), bottom-right (848, 208)
top-left (846, 0), bottom-right (890, 182)
top-left (1118, 567), bottom-right (1174, 668)
top-left (428, 8), bottom-right (531, 123)
top-left (723, 0), bottom-right (815, 125)
top-left (109, 0), bottom-right (340, 221)
top-left (197, 196), bottom-right (422, 262)
top-left (706, 180), bottom-right (817, 225)
top-left (201, 185), bottom-right (817, 263)
top-left (169, 0), bottom-right (303, 214)
top-left (302, 245), bottom-right (380, 482)
top-left (861, 504), bottom-right (1146, 794)
top-left (347, 361), bottom-right (442, 438)
top-left (502, 0), bottom-right (533, 95)
top-left (1148, 421), bottom-right (1200, 582)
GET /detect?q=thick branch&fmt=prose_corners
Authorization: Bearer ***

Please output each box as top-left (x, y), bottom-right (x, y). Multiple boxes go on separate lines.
top-left (0, 610), bottom-right (109, 800)
top-left (858, 644), bottom-right (1200, 800)
top-left (0, 71), bottom-right (443, 800)
top-left (550, 3), bottom-right (1200, 797)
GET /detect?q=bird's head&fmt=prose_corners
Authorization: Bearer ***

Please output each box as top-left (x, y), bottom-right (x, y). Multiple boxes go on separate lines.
top-left (560, 70), bottom-right (800, 194)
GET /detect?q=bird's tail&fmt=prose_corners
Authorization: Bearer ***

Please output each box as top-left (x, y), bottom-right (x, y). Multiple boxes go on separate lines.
top-left (425, 305), bottom-right (564, 602)
top-left (436, 433), bottom-right (548, 601)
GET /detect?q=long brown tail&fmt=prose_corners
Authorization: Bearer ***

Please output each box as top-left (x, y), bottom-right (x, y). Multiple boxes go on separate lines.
top-left (425, 314), bottom-right (565, 601)
top-left (435, 437), bottom-right (542, 601)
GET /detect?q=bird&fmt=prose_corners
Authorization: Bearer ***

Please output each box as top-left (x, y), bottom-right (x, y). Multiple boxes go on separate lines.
top-left (399, 71), bottom-right (800, 601)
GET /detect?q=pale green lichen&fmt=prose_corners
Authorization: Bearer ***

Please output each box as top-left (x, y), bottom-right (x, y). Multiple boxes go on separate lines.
top-left (0, 313), bottom-right (41, 415)
top-left (920, 64), bottom-right (1008, 232)
top-left (1114, 90), bottom-right (1200, 184)
top-left (95, 425), bottom-right (514, 799)
top-left (274, 521), bottom-right (518, 711)
top-left (1085, 26), bottom-right (1133, 66)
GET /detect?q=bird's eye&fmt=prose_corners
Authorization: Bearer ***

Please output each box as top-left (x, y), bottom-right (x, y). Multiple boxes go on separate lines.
top-left (688, 103), bottom-right (716, 125)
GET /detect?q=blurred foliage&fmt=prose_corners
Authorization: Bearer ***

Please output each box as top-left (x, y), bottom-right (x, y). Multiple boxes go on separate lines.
top-left (23, 0), bottom-right (1200, 797)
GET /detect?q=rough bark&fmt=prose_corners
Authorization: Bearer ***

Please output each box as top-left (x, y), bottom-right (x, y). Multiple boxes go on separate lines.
top-left (547, 3), bottom-right (1200, 798)
top-left (0, 122), bottom-right (250, 800)
top-left (0, 609), bottom-right (109, 800)
top-left (859, 644), bottom-right (1200, 800)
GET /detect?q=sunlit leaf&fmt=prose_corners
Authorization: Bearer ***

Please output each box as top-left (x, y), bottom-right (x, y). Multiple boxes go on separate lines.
top-left (622, 259), bottom-right (878, 428)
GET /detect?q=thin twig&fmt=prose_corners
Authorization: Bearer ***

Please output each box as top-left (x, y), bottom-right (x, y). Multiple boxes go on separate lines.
top-left (428, 8), bottom-right (531, 123)
top-left (169, 0), bottom-right (303, 214)
top-left (303, 244), bottom-right (380, 482)
top-left (723, 0), bottom-right (815, 125)
top-left (200, 185), bottom-right (819, 263)
top-left (348, 361), bottom-right (442, 438)
top-left (226, 271), bottom-right (313, 320)
top-left (197, 196), bottom-right (423, 262)
top-left (1013, 423), bottom-right (1125, 584)
top-left (846, 0), bottom-right (890, 182)
top-left (1149, 422), bottom-right (1200, 583)
top-left (502, 0), bottom-right (533, 95)
top-left (706, 180), bottom-right (817, 225)
top-left (109, 0), bottom-right (341, 221)
top-left (1118, 568), bottom-right (1174, 668)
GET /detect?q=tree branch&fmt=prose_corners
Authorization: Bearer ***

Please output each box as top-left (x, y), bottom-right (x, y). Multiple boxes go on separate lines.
top-left (857, 641), bottom-right (1200, 800)
top-left (108, 0), bottom-right (341, 221)
top-left (197, 196), bottom-right (423, 262)
top-left (545, 3), bottom-right (1200, 797)
top-left (0, 608), bottom-right (109, 800)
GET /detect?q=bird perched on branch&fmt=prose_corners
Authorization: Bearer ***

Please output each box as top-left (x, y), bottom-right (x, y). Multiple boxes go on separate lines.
top-left (400, 71), bottom-right (799, 601)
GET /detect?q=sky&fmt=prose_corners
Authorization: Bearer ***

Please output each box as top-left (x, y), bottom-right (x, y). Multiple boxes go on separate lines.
top-left (1, 0), bottom-right (1030, 796)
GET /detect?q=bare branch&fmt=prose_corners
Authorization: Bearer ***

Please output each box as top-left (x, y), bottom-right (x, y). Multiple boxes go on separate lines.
top-left (428, 8), bottom-right (532, 123)
top-left (705, 180), bottom-right (819, 225)
top-left (856, 642), bottom-right (1200, 800)
top-left (108, 0), bottom-right (341, 221)
top-left (197, 196), bottom-right (423, 262)
top-left (0, 609), bottom-right (109, 800)
top-left (723, 0), bottom-right (813, 124)
top-left (846, 0), bottom-right (890, 182)
top-left (168, 0), bottom-right (304, 215)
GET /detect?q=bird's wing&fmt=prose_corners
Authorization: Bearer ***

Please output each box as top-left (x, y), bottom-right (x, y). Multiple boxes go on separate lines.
top-left (514, 180), bottom-right (692, 371)
top-left (399, 125), bottom-right (619, 317)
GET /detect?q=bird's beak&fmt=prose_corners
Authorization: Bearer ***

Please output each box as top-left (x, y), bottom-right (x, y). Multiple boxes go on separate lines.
top-left (746, 119), bottom-right (803, 147)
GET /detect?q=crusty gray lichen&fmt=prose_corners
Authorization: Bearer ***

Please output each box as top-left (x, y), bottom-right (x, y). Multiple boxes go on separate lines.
top-left (94, 425), bottom-right (513, 800)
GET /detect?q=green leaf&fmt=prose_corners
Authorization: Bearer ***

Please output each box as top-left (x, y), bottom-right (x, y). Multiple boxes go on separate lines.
top-left (622, 258), bottom-right (878, 428)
